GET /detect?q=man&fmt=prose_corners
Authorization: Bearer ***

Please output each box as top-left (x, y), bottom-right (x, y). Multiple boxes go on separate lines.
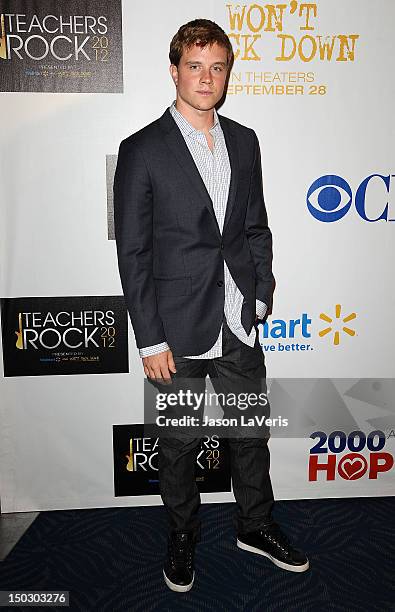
top-left (114, 19), bottom-right (309, 593)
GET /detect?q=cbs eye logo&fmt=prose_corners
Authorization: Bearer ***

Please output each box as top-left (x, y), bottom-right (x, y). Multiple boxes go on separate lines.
top-left (307, 174), bottom-right (395, 222)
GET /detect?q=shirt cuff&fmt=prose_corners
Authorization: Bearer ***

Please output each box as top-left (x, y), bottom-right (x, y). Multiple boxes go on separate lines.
top-left (255, 299), bottom-right (268, 320)
top-left (139, 342), bottom-right (170, 358)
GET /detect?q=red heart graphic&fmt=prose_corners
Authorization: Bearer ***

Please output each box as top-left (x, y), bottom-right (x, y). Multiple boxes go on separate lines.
top-left (339, 454), bottom-right (368, 480)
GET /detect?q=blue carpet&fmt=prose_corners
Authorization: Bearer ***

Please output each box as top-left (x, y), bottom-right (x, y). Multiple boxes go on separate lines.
top-left (0, 497), bottom-right (394, 611)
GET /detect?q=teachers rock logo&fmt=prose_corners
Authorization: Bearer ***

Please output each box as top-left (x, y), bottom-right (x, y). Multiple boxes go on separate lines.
top-left (0, 0), bottom-right (123, 92)
top-left (112, 424), bottom-right (231, 496)
top-left (0, 295), bottom-right (129, 376)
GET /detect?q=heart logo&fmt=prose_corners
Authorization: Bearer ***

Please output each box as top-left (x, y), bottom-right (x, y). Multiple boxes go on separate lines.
top-left (338, 454), bottom-right (368, 480)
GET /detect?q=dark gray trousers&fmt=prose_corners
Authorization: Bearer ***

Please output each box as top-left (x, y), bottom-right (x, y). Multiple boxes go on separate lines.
top-left (154, 318), bottom-right (274, 539)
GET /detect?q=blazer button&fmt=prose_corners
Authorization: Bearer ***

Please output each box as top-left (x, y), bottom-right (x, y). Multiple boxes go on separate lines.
top-left (217, 280), bottom-right (224, 287)
top-left (220, 242), bottom-right (224, 249)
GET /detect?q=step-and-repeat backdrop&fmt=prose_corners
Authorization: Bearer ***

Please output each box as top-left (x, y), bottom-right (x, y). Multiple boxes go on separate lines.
top-left (1, 1), bottom-right (394, 512)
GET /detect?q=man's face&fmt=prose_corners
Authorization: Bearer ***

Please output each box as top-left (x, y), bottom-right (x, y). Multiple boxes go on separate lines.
top-left (170, 42), bottom-right (229, 112)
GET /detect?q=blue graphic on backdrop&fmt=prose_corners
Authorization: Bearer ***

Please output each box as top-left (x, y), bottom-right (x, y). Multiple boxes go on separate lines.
top-left (307, 174), bottom-right (395, 222)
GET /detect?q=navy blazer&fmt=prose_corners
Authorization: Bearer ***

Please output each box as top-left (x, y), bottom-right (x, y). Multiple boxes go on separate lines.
top-left (113, 107), bottom-right (275, 356)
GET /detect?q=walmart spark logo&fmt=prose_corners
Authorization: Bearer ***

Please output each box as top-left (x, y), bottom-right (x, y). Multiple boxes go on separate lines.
top-left (319, 304), bottom-right (357, 346)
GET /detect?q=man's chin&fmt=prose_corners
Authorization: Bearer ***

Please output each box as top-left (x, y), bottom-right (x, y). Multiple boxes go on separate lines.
top-left (192, 97), bottom-right (219, 111)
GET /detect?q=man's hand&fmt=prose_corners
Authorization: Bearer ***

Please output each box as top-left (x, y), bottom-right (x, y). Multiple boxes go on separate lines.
top-left (142, 349), bottom-right (177, 384)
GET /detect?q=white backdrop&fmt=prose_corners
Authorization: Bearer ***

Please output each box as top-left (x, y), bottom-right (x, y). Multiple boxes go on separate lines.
top-left (1, 0), bottom-right (394, 512)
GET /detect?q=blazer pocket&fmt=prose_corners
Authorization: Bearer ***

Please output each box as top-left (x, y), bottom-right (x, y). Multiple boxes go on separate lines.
top-left (154, 275), bottom-right (192, 297)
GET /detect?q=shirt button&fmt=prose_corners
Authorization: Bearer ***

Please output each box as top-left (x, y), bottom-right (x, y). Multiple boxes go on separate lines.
top-left (217, 280), bottom-right (224, 287)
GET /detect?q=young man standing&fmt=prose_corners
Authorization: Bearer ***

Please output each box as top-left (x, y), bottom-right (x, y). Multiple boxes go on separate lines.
top-left (114, 19), bottom-right (309, 592)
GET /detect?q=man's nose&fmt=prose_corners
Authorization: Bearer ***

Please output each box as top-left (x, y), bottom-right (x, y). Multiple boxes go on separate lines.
top-left (200, 69), bottom-right (213, 83)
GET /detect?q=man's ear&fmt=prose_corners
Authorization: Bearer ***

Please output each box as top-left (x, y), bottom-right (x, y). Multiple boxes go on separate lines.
top-left (169, 64), bottom-right (178, 87)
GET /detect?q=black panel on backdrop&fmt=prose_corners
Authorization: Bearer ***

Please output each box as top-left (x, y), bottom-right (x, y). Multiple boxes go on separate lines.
top-left (0, 0), bottom-right (123, 92)
top-left (0, 296), bottom-right (129, 376)
top-left (113, 424), bottom-right (231, 496)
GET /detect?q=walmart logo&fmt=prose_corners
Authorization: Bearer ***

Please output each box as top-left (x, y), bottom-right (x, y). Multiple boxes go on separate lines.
top-left (319, 304), bottom-right (357, 346)
top-left (259, 305), bottom-right (357, 352)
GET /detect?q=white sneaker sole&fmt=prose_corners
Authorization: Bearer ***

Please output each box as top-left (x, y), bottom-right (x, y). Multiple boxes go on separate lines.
top-left (163, 569), bottom-right (195, 592)
top-left (237, 539), bottom-right (310, 573)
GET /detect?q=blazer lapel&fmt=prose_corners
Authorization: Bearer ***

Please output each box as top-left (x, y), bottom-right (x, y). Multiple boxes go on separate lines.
top-left (159, 108), bottom-right (239, 237)
top-left (219, 114), bottom-right (239, 233)
top-left (159, 109), bottom-right (219, 236)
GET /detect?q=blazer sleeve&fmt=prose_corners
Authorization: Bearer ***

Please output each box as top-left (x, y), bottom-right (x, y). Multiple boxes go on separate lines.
top-left (113, 139), bottom-right (167, 349)
top-left (245, 131), bottom-right (275, 310)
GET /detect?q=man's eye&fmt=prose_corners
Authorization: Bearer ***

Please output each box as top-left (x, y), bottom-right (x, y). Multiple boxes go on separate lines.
top-left (214, 66), bottom-right (223, 72)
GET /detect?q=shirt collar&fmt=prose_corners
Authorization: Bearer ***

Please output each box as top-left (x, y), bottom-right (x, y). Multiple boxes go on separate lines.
top-left (169, 100), bottom-right (220, 137)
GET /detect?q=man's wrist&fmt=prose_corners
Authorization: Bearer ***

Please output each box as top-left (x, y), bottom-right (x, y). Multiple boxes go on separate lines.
top-left (139, 342), bottom-right (170, 358)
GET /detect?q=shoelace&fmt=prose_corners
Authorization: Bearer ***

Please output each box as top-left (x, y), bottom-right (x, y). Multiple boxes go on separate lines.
top-left (260, 523), bottom-right (291, 554)
top-left (170, 538), bottom-right (194, 569)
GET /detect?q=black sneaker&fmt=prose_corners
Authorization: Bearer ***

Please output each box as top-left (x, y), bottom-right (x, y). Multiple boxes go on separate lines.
top-left (163, 532), bottom-right (196, 592)
top-left (237, 521), bottom-right (309, 572)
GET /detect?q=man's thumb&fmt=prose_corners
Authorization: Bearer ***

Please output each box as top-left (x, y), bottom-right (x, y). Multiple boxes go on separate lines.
top-left (167, 352), bottom-right (177, 373)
